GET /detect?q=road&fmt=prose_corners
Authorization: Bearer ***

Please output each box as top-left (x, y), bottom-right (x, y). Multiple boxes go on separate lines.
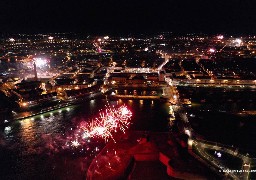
top-left (166, 74), bottom-right (254, 180)
top-left (193, 140), bottom-right (251, 180)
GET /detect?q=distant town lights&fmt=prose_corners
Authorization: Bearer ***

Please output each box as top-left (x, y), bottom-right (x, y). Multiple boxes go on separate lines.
top-left (34, 58), bottom-right (47, 67)
top-left (217, 35), bottom-right (224, 40)
top-left (215, 151), bottom-right (222, 158)
top-left (208, 48), bottom-right (215, 53)
top-left (103, 36), bottom-right (109, 40)
top-left (235, 38), bottom-right (242, 44)
top-left (234, 38), bottom-right (243, 46)
top-left (185, 129), bottom-right (191, 137)
top-left (188, 139), bottom-right (193, 147)
top-left (9, 38), bottom-right (15, 42)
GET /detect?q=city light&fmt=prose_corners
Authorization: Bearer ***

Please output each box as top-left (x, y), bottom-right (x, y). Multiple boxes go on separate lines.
top-left (20, 101), bottom-right (28, 107)
top-left (34, 58), bottom-right (48, 67)
top-left (234, 38), bottom-right (243, 46)
top-left (235, 38), bottom-right (242, 44)
top-left (188, 139), bottom-right (193, 147)
top-left (103, 36), bottom-right (109, 40)
top-left (4, 126), bottom-right (12, 134)
top-left (217, 35), bottom-right (224, 40)
top-left (185, 129), bottom-right (191, 137)
top-left (9, 38), bottom-right (15, 42)
top-left (208, 48), bottom-right (215, 53)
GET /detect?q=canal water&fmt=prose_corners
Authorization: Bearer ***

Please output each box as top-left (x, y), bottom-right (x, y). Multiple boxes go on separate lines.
top-left (178, 86), bottom-right (256, 156)
top-left (0, 99), bottom-right (170, 179)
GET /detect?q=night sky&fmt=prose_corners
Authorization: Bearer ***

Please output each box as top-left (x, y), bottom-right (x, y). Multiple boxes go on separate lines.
top-left (1, 0), bottom-right (256, 35)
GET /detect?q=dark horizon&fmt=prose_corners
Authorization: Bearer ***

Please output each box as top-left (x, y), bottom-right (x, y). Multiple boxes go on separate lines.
top-left (1, 0), bottom-right (256, 35)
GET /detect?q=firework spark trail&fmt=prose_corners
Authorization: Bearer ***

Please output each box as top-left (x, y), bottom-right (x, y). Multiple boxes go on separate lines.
top-left (67, 105), bottom-right (132, 148)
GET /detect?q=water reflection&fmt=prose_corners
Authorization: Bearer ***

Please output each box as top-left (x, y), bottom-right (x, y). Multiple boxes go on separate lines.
top-left (150, 100), bottom-right (154, 109)
top-left (128, 99), bottom-right (133, 106)
top-left (0, 99), bottom-right (170, 179)
top-left (139, 100), bottom-right (143, 109)
top-left (20, 118), bottom-right (36, 154)
top-left (118, 99), bottom-right (122, 105)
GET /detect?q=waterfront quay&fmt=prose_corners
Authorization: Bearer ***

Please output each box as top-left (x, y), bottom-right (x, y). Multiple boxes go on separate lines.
top-left (174, 86), bottom-right (256, 180)
top-left (108, 85), bottom-right (166, 101)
